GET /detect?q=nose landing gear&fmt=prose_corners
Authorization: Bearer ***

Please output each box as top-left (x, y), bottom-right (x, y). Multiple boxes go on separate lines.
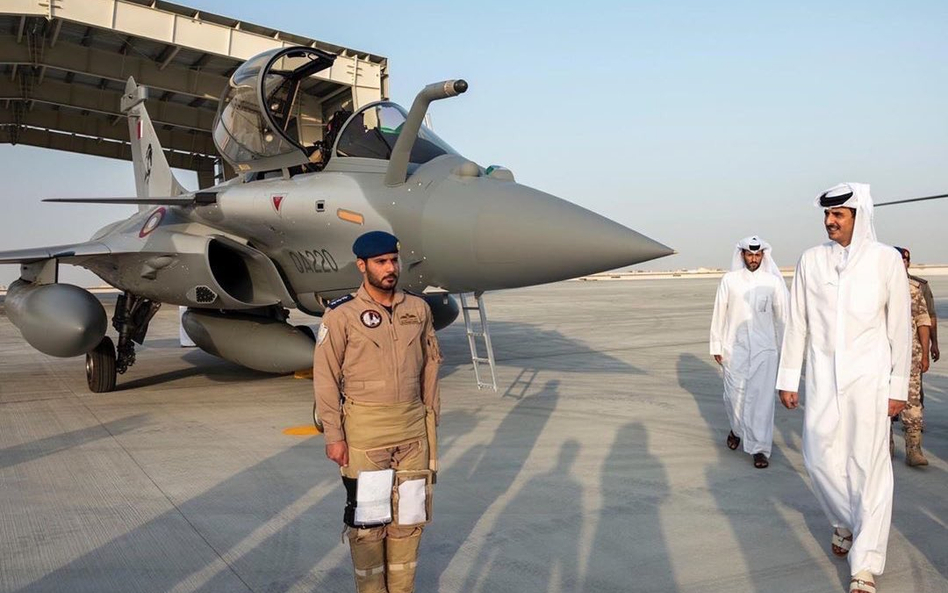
top-left (84, 292), bottom-right (161, 393)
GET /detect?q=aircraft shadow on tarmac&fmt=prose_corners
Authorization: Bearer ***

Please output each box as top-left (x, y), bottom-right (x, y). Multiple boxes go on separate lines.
top-left (117, 320), bottom-right (644, 392)
top-left (0, 414), bottom-right (149, 472)
top-left (115, 348), bottom-right (281, 391)
top-left (436, 321), bottom-right (646, 379)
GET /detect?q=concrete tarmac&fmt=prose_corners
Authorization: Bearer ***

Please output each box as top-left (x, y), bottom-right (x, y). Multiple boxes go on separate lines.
top-left (1, 279), bottom-right (946, 593)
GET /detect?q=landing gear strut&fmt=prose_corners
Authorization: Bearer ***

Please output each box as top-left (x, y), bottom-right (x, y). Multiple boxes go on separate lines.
top-left (84, 292), bottom-right (161, 393)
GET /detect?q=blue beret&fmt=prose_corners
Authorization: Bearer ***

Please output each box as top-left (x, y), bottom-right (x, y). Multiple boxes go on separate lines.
top-left (353, 231), bottom-right (400, 259)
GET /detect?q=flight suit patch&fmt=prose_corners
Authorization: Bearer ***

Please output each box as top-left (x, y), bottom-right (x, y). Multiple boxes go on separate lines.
top-left (398, 313), bottom-right (421, 325)
top-left (361, 310), bottom-right (382, 328)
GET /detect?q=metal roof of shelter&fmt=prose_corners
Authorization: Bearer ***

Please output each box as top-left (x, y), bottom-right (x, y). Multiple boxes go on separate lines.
top-left (0, 0), bottom-right (388, 186)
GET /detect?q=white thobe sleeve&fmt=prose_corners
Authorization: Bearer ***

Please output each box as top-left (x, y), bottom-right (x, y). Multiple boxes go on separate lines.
top-left (776, 258), bottom-right (807, 392)
top-left (710, 277), bottom-right (728, 356)
top-left (885, 255), bottom-right (912, 402)
top-left (772, 276), bottom-right (789, 353)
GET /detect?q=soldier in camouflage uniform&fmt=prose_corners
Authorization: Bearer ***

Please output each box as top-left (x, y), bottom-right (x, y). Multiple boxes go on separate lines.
top-left (895, 247), bottom-right (931, 467)
top-left (902, 247), bottom-right (939, 409)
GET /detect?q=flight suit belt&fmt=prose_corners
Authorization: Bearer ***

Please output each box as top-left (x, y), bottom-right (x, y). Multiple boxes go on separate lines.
top-left (343, 398), bottom-right (427, 451)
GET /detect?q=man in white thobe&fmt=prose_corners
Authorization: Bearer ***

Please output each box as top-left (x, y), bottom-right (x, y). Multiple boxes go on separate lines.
top-left (710, 236), bottom-right (788, 469)
top-left (777, 183), bottom-right (910, 593)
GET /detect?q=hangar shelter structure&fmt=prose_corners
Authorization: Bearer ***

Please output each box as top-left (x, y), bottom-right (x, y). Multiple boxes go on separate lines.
top-left (0, 0), bottom-right (388, 188)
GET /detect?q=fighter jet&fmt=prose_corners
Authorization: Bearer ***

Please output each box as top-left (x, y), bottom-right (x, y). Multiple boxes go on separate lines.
top-left (0, 47), bottom-right (673, 393)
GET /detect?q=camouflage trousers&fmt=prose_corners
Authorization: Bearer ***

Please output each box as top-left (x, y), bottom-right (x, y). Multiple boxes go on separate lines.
top-left (901, 371), bottom-right (925, 433)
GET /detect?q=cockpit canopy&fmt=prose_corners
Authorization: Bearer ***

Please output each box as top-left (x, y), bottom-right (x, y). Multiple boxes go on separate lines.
top-left (213, 46), bottom-right (336, 173)
top-left (335, 102), bottom-right (458, 164)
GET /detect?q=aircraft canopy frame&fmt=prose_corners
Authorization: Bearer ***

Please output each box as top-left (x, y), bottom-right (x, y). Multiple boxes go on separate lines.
top-left (335, 101), bottom-right (458, 165)
top-left (213, 46), bottom-right (337, 173)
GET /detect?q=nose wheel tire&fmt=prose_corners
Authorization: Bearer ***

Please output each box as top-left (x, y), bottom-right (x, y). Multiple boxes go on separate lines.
top-left (86, 336), bottom-right (117, 393)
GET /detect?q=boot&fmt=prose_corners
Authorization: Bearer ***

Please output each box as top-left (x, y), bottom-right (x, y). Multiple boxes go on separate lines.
top-left (349, 527), bottom-right (388, 593)
top-left (385, 530), bottom-right (422, 593)
top-left (905, 430), bottom-right (929, 467)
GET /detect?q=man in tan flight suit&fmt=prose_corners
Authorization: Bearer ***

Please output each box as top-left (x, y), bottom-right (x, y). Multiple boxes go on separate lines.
top-left (896, 247), bottom-right (931, 466)
top-left (314, 231), bottom-right (442, 593)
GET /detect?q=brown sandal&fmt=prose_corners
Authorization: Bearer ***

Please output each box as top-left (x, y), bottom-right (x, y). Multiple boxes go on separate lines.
top-left (753, 453), bottom-right (769, 469)
top-left (849, 571), bottom-right (876, 593)
top-left (832, 528), bottom-right (853, 557)
top-left (726, 431), bottom-right (741, 450)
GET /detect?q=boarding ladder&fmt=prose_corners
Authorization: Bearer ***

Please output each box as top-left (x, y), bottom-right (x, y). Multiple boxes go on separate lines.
top-left (459, 292), bottom-right (497, 391)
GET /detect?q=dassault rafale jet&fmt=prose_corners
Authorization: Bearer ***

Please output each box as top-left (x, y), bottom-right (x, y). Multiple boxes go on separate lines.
top-left (0, 47), bottom-right (673, 393)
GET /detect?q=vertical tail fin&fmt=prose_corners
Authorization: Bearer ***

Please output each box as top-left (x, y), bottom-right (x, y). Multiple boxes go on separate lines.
top-left (122, 77), bottom-right (187, 211)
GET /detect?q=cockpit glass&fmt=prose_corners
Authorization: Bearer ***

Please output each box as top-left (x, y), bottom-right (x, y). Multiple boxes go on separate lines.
top-left (213, 47), bottom-right (335, 170)
top-left (336, 103), bottom-right (457, 163)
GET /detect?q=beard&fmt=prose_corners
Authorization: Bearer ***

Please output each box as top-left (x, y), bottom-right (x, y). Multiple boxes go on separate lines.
top-left (367, 267), bottom-right (398, 291)
top-left (745, 261), bottom-right (761, 271)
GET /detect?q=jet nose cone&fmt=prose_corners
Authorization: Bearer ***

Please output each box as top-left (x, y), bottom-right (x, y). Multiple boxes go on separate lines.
top-left (422, 180), bottom-right (674, 291)
top-left (475, 191), bottom-right (673, 271)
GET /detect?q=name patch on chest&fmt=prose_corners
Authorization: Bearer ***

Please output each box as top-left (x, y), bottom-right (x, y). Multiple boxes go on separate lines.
top-left (361, 310), bottom-right (383, 328)
top-left (398, 312), bottom-right (421, 325)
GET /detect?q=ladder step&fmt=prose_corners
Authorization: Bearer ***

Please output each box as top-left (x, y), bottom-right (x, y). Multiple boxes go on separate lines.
top-left (460, 292), bottom-right (497, 391)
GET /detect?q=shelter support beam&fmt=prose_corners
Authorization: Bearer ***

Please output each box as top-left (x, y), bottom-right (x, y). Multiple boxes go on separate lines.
top-left (0, 106), bottom-right (216, 157)
top-left (2, 125), bottom-right (214, 171)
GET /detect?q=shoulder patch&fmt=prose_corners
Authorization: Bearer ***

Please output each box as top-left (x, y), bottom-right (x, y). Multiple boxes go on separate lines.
top-left (327, 294), bottom-right (354, 310)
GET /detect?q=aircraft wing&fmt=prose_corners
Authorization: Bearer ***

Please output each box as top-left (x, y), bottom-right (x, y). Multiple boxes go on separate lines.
top-left (43, 191), bottom-right (218, 206)
top-left (0, 242), bottom-right (111, 264)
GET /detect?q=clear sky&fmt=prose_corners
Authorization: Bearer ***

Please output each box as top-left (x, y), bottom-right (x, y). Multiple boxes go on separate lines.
top-left (2, 0), bottom-right (947, 287)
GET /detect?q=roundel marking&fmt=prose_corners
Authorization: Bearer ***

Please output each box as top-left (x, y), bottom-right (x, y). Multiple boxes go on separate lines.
top-left (139, 207), bottom-right (166, 238)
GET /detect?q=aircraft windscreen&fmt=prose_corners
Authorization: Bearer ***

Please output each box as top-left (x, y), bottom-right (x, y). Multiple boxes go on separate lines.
top-left (336, 103), bottom-right (457, 163)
